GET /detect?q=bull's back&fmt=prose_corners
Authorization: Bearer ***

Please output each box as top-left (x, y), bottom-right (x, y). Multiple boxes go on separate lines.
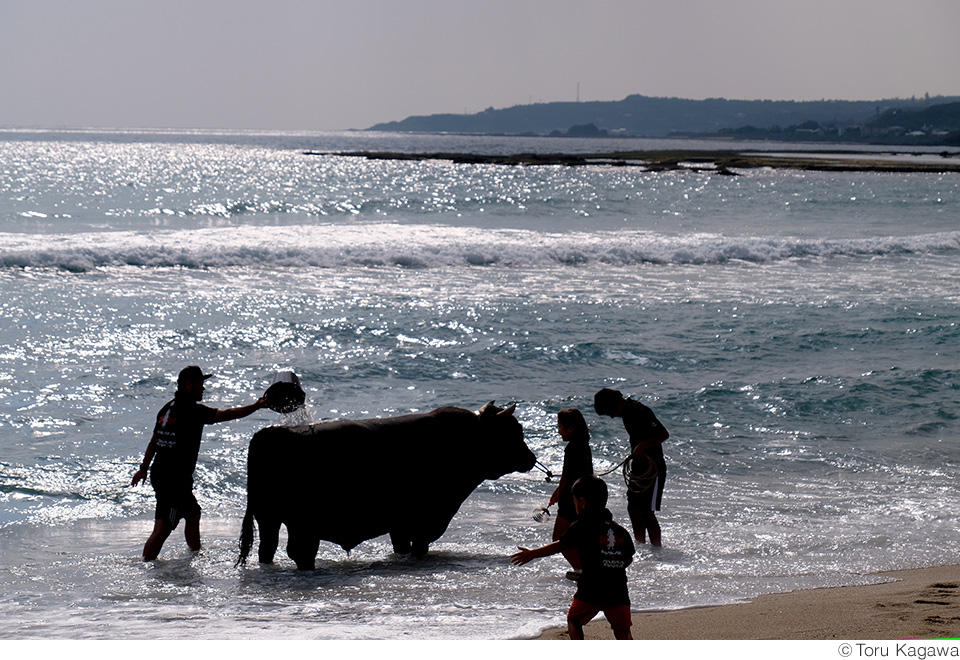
top-left (247, 410), bottom-right (470, 485)
top-left (248, 420), bottom-right (378, 481)
top-left (251, 408), bottom-right (473, 461)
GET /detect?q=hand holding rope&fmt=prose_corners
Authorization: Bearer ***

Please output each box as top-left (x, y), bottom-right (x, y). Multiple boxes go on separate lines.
top-left (533, 460), bottom-right (554, 482)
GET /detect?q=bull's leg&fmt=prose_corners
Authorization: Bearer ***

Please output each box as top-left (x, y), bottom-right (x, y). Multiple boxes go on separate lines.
top-left (389, 531), bottom-right (412, 555)
top-left (286, 526), bottom-right (319, 571)
top-left (410, 520), bottom-right (435, 557)
top-left (256, 514), bottom-right (281, 564)
top-left (411, 540), bottom-right (429, 557)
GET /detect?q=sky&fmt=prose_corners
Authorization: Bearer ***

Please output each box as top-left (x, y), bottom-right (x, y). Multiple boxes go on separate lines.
top-left (1, 0), bottom-right (959, 131)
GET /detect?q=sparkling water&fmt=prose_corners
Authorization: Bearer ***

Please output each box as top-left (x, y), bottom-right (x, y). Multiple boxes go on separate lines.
top-left (1, 129), bottom-right (958, 639)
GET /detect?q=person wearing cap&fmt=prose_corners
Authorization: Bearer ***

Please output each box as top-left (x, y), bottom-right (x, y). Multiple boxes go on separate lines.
top-left (131, 365), bottom-right (269, 561)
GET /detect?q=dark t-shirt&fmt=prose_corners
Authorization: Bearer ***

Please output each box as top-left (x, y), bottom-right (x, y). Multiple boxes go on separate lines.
top-left (622, 399), bottom-right (667, 475)
top-left (560, 507), bottom-right (635, 606)
top-left (149, 394), bottom-right (217, 490)
top-left (558, 437), bottom-right (592, 520)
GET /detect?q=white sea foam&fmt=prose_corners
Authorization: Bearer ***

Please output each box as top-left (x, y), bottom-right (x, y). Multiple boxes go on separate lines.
top-left (2, 224), bottom-right (959, 271)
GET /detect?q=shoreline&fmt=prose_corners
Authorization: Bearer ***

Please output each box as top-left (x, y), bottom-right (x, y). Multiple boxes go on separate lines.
top-left (535, 564), bottom-right (960, 640)
top-left (306, 149), bottom-right (960, 174)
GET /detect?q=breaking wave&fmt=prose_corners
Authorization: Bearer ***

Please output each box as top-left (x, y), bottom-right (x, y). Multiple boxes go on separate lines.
top-left (2, 224), bottom-right (959, 272)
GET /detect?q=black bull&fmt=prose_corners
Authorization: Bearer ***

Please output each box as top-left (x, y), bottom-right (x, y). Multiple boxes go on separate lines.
top-left (237, 402), bottom-right (536, 570)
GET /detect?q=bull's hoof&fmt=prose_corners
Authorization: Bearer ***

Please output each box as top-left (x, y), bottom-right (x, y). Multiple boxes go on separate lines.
top-left (294, 560), bottom-right (316, 571)
top-left (411, 542), bottom-right (429, 557)
top-left (390, 534), bottom-right (412, 554)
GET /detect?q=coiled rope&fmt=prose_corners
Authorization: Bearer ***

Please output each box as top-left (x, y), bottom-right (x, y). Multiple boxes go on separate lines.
top-left (622, 455), bottom-right (658, 494)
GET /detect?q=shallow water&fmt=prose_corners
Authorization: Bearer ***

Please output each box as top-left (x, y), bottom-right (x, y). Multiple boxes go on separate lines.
top-left (0, 130), bottom-right (958, 639)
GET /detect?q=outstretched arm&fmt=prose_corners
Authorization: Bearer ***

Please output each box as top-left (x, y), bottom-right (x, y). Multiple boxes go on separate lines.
top-left (511, 541), bottom-right (563, 566)
top-left (213, 396), bottom-right (269, 423)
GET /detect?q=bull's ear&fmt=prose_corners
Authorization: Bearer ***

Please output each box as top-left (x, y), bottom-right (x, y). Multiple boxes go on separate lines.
top-left (498, 404), bottom-right (517, 418)
top-left (479, 401), bottom-right (497, 417)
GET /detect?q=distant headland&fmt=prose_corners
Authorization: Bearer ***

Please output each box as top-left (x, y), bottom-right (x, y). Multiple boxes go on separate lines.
top-left (366, 94), bottom-right (960, 147)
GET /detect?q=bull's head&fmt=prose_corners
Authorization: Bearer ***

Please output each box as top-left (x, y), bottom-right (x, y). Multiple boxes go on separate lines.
top-left (477, 401), bottom-right (537, 479)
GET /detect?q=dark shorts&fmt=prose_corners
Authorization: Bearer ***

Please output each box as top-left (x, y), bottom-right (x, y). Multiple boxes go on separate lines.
top-left (627, 473), bottom-right (664, 511)
top-left (568, 598), bottom-right (632, 632)
top-left (153, 487), bottom-right (201, 530)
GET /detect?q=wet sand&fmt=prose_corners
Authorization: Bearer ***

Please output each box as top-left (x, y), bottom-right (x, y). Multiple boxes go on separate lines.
top-left (536, 564), bottom-right (960, 640)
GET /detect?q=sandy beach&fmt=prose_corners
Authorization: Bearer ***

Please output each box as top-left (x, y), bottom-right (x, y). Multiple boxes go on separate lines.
top-left (537, 564), bottom-right (960, 640)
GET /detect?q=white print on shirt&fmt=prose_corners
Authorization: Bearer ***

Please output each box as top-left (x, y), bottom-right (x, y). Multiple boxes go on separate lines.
top-left (600, 527), bottom-right (629, 569)
top-left (155, 408), bottom-right (178, 449)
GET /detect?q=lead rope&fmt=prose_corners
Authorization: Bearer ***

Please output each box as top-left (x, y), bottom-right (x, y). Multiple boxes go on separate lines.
top-left (533, 460), bottom-right (554, 482)
top-left (595, 454), bottom-right (658, 493)
top-left (597, 456), bottom-right (629, 477)
top-left (537, 454), bottom-right (657, 492)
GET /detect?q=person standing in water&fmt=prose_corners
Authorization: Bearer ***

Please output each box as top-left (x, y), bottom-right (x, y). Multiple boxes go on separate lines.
top-left (131, 365), bottom-right (269, 561)
top-left (512, 475), bottom-right (636, 640)
top-left (547, 408), bottom-right (593, 579)
top-left (594, 388), bottom-right (669, 547)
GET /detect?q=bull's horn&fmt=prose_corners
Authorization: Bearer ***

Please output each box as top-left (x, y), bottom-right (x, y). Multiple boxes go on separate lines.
top-left (479, 401), bottom-right (497, 417)
top-left (498, 404), bottom-right (517, 417)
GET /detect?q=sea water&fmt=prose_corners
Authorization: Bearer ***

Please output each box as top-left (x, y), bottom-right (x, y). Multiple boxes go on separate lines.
top-left (1, 129), bottom-right (959, 640)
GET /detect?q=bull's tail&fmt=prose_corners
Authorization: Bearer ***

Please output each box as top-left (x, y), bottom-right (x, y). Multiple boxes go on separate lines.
top-left (236, 507), bottom-right (256, 568)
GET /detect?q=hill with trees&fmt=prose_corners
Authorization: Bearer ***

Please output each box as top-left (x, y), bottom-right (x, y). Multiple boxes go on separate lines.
top-left (368, 95), bottom-right (960, 145)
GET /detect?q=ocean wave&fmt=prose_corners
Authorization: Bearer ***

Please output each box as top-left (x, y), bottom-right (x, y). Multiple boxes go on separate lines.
top-left (1, 225), bottom-right (958, 272)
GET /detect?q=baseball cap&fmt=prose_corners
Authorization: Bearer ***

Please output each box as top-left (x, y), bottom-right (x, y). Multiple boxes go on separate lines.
top-left (178, 365), bottom-right (214, 384)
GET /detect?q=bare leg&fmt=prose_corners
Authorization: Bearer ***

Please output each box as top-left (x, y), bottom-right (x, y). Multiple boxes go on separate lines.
top-left (627, 502), bottom-right (647, 544)
top-left (613, 627), bottom-right (634, 640)
top-left (646, 511), bottom-right (662, 547)
top-left (628, 504), bottom-right (662, 547)
top-left (184, 512), bottom-right (202, 552)
top-left (143, 518), bottom-right (172, 561)
top-left (567, 618), bottom-right (585, 640)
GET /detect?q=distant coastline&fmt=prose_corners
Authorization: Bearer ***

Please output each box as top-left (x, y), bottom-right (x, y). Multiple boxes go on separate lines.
top-left (308, 148), bottom-right (960, 174)
top-left (367, 95), bottom-right (960, 147)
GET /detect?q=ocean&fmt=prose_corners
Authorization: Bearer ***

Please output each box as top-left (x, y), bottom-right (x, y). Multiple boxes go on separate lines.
top-left (1, 128), bottom-right (958, 640)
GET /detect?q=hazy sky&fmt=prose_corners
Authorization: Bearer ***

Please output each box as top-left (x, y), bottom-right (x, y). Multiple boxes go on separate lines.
top-left (2, 0), bottom-right (958, 131)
